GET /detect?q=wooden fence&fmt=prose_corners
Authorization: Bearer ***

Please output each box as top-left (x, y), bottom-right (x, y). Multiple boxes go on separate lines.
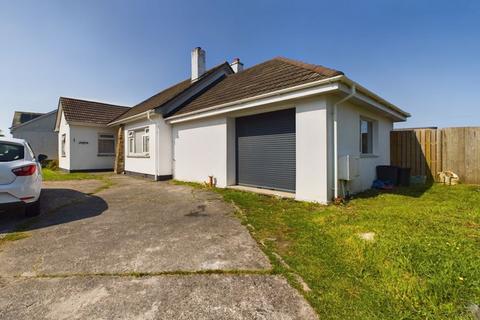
top-left (390, 127), bottom-right (480, 184)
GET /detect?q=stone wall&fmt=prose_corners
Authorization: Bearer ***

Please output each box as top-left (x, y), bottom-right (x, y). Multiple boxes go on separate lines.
top-left (114, 125), bottom-right (125, 174)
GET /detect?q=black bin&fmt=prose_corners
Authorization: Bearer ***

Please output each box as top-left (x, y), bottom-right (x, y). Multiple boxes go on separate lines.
top-left (398, 167), bottom-right (411, 187)
top-left (376, 165), bottom-right (399, 185)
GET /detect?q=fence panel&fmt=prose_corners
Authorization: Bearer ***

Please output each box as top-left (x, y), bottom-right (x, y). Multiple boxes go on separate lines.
top-left (390, 127), bottom-right (480, 184)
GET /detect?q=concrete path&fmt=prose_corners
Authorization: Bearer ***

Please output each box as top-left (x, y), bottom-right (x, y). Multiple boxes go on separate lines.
top-left (0, 275), bottom-right (316, 320)
top-left (0, 175), bottom-right (317, 319)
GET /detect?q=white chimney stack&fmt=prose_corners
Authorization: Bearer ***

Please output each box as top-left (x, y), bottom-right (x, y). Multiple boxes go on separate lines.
top-left (230, 58), bottom-right (244, 73)
top-left (191, 47), bottom-right (206, 81)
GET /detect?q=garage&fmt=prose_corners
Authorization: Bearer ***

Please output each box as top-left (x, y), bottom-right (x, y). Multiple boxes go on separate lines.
top-left (236, 108), bottom-right (296, 192)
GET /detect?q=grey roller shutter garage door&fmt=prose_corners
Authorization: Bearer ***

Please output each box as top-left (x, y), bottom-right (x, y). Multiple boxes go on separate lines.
top-left (236, 108), bottom-right (296, 192)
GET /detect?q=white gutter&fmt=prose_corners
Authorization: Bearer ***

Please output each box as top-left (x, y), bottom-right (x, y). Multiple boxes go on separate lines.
top-left (166, 75), bottom-right (345, 122)
top-left (340, 78), bottom-right (410, 118)
top-left (333, 84), bottom-right (356, 200)
top-left (166, 75), bottom-right (409, 123)
top-left (108, 111), bottom-right (150, 126)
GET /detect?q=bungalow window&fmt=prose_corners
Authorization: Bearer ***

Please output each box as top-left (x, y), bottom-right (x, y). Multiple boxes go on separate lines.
top-left (360, 118), bottom-right (373, 154)
top-left (128, 131), bottom-right (135, 154)
top-left (98, 134), bottom-right (115, 156)
top-left (142, 128), bottom-right (150, 153)
top-left (127, 127), bottom-right (150, 157)
top-left (61, 134), bottom-right (66, 157)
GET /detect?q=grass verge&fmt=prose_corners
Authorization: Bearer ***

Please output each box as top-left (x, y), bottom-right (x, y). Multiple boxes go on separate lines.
top-left (42, 168), bottom-right (111, 181)
top-left (42, 168), bottom-right (114, 194)
top-left (0, 232), bottom-right (30, 247)
top-left (177, 181), bottom-right (480, 320)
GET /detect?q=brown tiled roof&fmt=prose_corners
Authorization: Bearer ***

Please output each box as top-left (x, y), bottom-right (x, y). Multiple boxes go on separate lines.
top-left (60, 97), bottom-right (130, 125)
top-left (113, 62), bottom-right (231, 122)
top-left (171, 57), bottom-right (344, 116)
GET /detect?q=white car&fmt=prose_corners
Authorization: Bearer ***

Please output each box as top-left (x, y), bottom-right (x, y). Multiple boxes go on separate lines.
top-left (0, 137), bottom-right (47, 216)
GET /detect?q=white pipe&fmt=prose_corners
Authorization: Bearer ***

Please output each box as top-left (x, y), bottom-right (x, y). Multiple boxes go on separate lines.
top-left (333, 84), bottom-right (356, 200)
top-left (166, 75), bottom-right (409, 123)
top-left (108, 110), bottom-right (151, 126)
top-left (146, 111), bottom-right (159, 180)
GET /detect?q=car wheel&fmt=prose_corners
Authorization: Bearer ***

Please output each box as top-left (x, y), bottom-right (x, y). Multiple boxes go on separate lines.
top-left (25, 199), bottom-right (41, 217)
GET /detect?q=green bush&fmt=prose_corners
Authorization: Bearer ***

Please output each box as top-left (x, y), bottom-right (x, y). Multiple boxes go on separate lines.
top-left (42, 159), bottom-right (58, 170)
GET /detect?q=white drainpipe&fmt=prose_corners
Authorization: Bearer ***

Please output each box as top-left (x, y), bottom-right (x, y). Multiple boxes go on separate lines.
top-left (333, 84), bottom-right (356, 200)
top-left (147, 111), bottom-right (158, 181)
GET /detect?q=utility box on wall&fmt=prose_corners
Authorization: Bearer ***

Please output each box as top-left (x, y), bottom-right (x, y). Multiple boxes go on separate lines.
top-left (338, 155), bottom-right (360, 180)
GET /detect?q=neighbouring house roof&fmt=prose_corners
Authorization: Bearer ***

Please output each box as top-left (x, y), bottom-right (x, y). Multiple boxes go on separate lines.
top-left (10, 110), bottom-right (57, 132)
top-left (111, 62), bottom-right (232, 123)
top-left (11, 111), bottom-right (45, 128)
top-left (170, 57), bottom-right (344, 116)
top-left (59, 97), bottom-right (130, 126)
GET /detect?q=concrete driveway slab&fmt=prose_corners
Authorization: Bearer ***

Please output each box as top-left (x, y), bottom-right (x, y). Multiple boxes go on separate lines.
top-left (0, 175), bottom-right (270, 276)
top-left (0, 175), bottom-right (318, 319)
top-left (0, 275), bottom-right (317, 320)
top-left (0, 179), bottom-right (105, 234)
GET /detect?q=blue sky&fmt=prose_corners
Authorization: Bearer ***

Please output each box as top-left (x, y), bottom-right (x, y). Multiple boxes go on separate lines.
top-left (1, 0), bottom-right (479, 135)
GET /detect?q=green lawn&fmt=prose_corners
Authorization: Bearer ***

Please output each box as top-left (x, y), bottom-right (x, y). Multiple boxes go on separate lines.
top-left (193, 183), bottom-right (480, 319)
top-left (42, 168), bottom-right (111, 181)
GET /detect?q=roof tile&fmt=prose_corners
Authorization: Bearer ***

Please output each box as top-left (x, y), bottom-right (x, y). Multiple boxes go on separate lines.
top-left (113, 62), bottom-right (231, 122)
top-left (172, 57), bottom-right (343, 116)
top-left (60, 97), bottom-right (130, 125)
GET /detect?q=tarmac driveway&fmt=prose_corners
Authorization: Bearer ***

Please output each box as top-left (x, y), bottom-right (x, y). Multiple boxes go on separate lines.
top-left (0, 175), bottom-right (317, 319)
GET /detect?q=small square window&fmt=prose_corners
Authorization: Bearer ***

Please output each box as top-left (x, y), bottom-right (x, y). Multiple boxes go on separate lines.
top-left (98, 134), bottom-right (115, 155)
top-left (360, 119), bottom-right (373, 154)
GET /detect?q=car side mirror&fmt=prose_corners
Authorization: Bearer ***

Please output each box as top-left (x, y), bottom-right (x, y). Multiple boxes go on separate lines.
top-left (37, 154), bottom-right (48, 162)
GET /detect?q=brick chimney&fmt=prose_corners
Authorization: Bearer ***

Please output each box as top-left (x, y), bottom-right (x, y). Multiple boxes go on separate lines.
top-left (191, 47), bottom-right (206, 81)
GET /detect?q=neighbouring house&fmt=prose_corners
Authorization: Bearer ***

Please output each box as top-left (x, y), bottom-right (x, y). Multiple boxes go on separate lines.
top-left (10, 110), bottom-right (58, 160)
top-left (11, 111), bottom-right (44, 127)
top-left (56, 47), bottom-right (410, 203)
top-left (108, 52), bottom-right (235, 180)
top-left (54, 97), bottom-right (129, 172)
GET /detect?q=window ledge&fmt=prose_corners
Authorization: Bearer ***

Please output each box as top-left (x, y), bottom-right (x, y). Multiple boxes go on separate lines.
top-left (98, 154), bottom-right (115, 157)
top-left (127, 154), bottom-right (150, 159)
top-left (360, 154), bottom-right (379, 159)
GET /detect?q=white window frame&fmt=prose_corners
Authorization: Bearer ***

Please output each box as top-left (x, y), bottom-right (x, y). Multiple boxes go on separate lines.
top-left (128, 130), bottom-right (135, 154)
top-left (98, 133), bottom-right (115, 156)
top-left (127, 127), bottom-right (150, 157)
top-left (360, 117), bottom-right (374, 155)
top-left (61, 134), bottom-right (66, 157)
top-left (142, 128), bottom-right (150, 154)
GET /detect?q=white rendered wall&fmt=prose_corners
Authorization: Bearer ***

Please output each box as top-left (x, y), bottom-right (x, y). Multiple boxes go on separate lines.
top-left (157, 115), bottom-right (173, 176)
top-left (172, 96), bottom-right (331, 203)
top-left (295, 97), bottom-right (329, 203)
top-left (58, 112), bottom-right (70, 170)
top-left (170, 93), bottom-right (392, 203)
top-left (11, 112), bottom-right (58, 160)
top-left (172, 117), bottom-right (228, 187)
top-left (68, 125), bottom-right (118, 171)
top-left (336, 100), bottom-right (393, 193)
top-left (226, 117), bottom-right (236, 186)
top-left (124, 115), bottom-right (172, 177)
